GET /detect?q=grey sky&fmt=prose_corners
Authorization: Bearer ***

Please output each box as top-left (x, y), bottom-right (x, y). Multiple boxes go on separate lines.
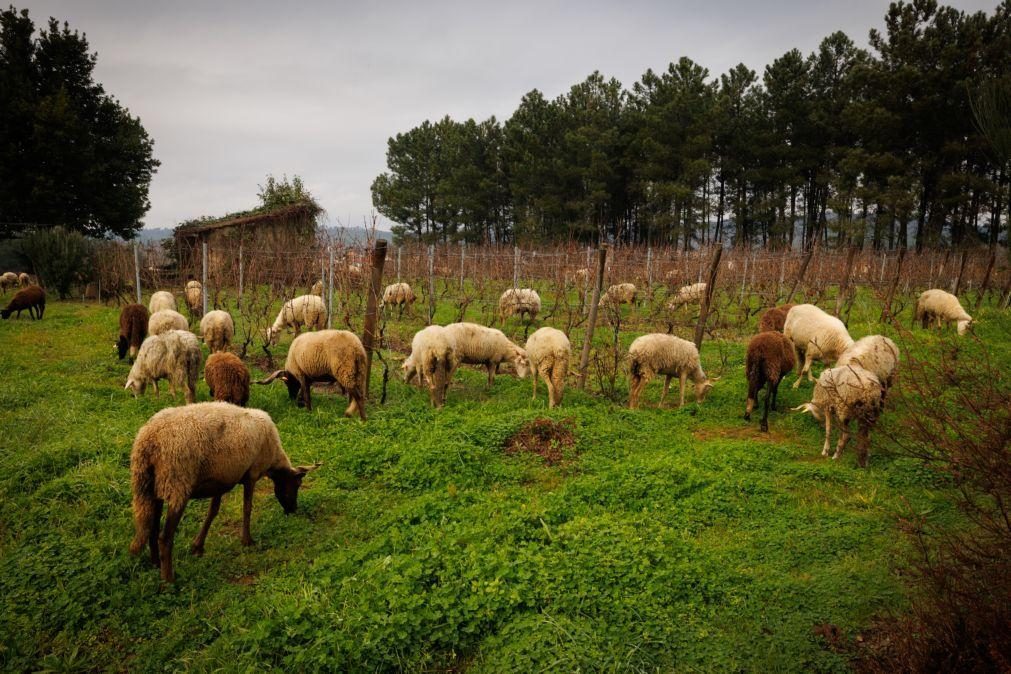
top-left (25, 0), bottom-right (998, 230)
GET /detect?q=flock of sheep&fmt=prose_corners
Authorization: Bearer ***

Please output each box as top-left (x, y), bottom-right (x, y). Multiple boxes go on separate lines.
top-left (1, 271), bottom-right (978, 583)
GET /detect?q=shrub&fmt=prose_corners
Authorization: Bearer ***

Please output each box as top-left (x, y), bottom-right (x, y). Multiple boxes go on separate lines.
top-left (16, 226), bottom-right (95, 298)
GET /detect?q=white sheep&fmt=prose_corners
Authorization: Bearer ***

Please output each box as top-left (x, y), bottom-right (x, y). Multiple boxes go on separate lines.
top-left (148, 309), bottom-right (189, 335)
top-left (915, 289), bottom-right (973, 335)
top-left (199, 310), bottom-right (234, 353)
top-left (184, 280), bottom-right (202, 317)
top-left (310, 280), bottom-right (324, 296)
top-left (148, 290), bottom-right (177, 314)
top-left (667, 282), bottom-right (707, 310)
top-left (525, 327), bottom-right (570, 408)
top-left (444, 322), bottom-right (530, 387)
top-left (381, 282), bottom-right (416, 316)
top-left (628, 334), bottom-right (715, 408)
top-left (404, 325), bottom-right (459, 407)
top-left (498, 288), bottom-right (541, 324)
top-left (599, 283), bottom-right (637, 307)
top-left (125, 329), bottom-right (201, 404)
top-left (18, 272), bottom-right (30, 287)
top-left (837, 335), bottom-right (899, 396)
top-left (257, 329), bottom-right (366, 418)
top-left (783, 304), bottom-right (854, 388)
top-left (266, 294), bottom-right (327, 345)
top-left (129, 402), bottom-right (318, 582)
top-left (0, 271), bottom-right (18, 293)
top-left (793, 364), bottom-right (883, 467)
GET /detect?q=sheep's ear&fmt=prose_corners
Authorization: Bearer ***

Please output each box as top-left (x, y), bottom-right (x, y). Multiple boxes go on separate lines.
top-left (124, 380), bottom-right (133, 390)
top-left (792, 403), bottom-right (815, 415)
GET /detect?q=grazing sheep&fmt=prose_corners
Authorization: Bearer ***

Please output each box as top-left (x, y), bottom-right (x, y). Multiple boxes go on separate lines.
top-left (572, 267), bottom-right (591, 283)
top-left (444, 322), bottom-right (530, 387)
top-left (599, 283), bottom-right (637, 307)
top-left (757, 303), bottom-right (796, 333)
top-left (526, 327), bottom-right (570, 408)
top-left (0, 271), bottom-right (18, 293)
top-left (837, 335), bottom-right (899, 397)
top-left (125, 330), bottom-right (201, 404)
top-left (783, 304), bottom-right (854, 388)
top-left (199, 310), bottom-right (234, 353)
top-left (129, 402), bottom-right (318, 582)
top-left (628, 334), bottom-right (715, 408)
top-left (404, 325), bottom-right (459, 407)
top-left (149, 309), bottom-right (189, 335)
top-left (257, 329), bottom-right (366, 418)
top-left (1, 284), bottom-right (45, 319)
top-left (794, 365), bottom-right (883, 467)
top-left (744, 331), bottom-right (796, 432)
top-left (118, 303), bottom-right (149, 361)
top-left (204, 352), bottom-right (250, 406)
top-left (381, 282), bottom-right (416, 316)
top-left (915, 289), bottom-right (973, 335)
top-left (149, 291), bottom-right (177, 314)
top-left (498, 288), bottom-right (541, 324)
top-left (310, 280), bottom-right (324, 296)
top-left (184, 280), bottom-right (203, 318)
top-left (667, 282), bottom-right (707, 310)
top-left (18, 272), bottom-right (30, 287)
top-left (265, 294), bottom-right (327, 345)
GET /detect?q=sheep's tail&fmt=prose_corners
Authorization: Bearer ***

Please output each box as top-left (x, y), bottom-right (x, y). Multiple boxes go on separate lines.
top-left (129, 452), bottom-right (156, 556)
top-left (745, 354), bottom-right (763, 401)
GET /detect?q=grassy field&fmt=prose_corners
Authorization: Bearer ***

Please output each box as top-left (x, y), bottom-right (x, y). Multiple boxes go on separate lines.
top-left (0, 291), bottom-right (1006, 671)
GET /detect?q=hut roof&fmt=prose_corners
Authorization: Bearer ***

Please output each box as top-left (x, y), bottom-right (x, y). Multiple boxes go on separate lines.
top-left (174, 200), bottom-right (322, 240)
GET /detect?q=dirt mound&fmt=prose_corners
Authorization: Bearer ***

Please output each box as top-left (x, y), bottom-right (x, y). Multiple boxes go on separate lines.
top-left (504, 417), bottom-right (576, 465)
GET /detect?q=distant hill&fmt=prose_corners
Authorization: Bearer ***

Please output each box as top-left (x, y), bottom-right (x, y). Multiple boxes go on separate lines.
top-left (134, 226), bottom-right (392, 244)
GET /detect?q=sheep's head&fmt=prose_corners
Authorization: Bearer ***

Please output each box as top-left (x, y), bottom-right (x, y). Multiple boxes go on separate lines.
top-left (264, 327), bottom-right (280, 345)
top-left (124, 378), bottom-right (144, 397)
top-left (957, 318), bottom-right (973, 335)
top-left (401, 357), bottom-right (416, 384)
top-left (694, 379), bottom-right (714, 403)
top-left (257, 369), bottom-right (301, 402)
top-left (512, 350), bottom-right (530, 379)
top-left (793, 401), bottom-right (824, 421)
top-left (269, 463), bottom-right (321, 514)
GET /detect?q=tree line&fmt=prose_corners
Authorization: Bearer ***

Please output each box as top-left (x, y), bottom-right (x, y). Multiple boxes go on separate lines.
top-left (372, 1), bottom-right (1011, 250)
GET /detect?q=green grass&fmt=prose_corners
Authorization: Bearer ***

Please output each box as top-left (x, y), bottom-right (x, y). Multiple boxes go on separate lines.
top-left (0, 291), bottom-right (1006, 671)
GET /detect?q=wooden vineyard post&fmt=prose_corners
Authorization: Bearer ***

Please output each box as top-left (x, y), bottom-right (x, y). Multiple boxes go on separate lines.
top-left (880, 247), bottom-right (906, 322)
top-left (693, 247), bottom-right (723, 350)
top-left (835, 246), bottom-right (858, 317)
top-left (362, 240), bottom-right (387, 397)
top-left (578, 246), bottom-right (607, 390)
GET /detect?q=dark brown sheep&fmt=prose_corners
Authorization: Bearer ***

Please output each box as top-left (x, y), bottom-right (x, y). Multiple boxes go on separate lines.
top-left (118, 304), bottom-right (149, 360)
top-left (1, 285), bottom-right (45, 319)
top-left (744, 331), bottom-right (796, 432)
top-left (205, 352), bottom-right (250, 407)
top-left (757, 303), bottom-right (795, 333)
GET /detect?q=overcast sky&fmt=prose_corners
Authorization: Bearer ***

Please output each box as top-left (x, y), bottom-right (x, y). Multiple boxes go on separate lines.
top-left (25, 0), bottom-right (998, 230)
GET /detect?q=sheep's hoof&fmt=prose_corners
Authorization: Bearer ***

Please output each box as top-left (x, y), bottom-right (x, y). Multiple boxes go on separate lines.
top-left (760, 422), bottom-right (768, 432)
top-left (743, 413), bottom-right (750, 421)
top-left (241, 537), bottom-right (254, 547)
top-left (190, 545), bottom-right (204, 557)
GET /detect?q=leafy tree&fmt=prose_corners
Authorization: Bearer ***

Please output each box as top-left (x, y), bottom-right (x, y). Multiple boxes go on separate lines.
top-left (16, 226), bottom-right (94, 298)
top-left (0, 7), bottom-right (159, 239)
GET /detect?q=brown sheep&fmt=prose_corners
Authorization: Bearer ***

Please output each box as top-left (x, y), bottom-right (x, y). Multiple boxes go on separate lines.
top-left (1, 285), bottom-right (45, 319)
top-left (205, 352), bottom-right (250, 406)
top-left (744, 331), bottom-right (797, 432)
top-left (118, 304), bottom-right (149, 361)
top-left (757, 303), bottom-right (795, 333)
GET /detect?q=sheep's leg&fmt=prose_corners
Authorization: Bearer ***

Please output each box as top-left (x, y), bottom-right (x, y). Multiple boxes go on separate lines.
top-left (159, 500), bottom-right (186, 583)
top-left (152, 380), bottom-right (159, 397)
top-left (300, 376), bottom-right (312, 411)
top-left (679, 372), bottom-right (688, 408)
top-left (629, 369), bottom-right (652, 409)
top-left (531, 367), bottom-right (538, 400)
top-left (794, 351), bottom-right (813, 388)
top-left (660, 375), bottom-right (673, 406)
top-left (760, 384), bottom-right (771, 433)
top-left (856, 420), bottom-right (871, 468)
top-left (821, 414), bottom-right (832, 457)
top-left (241, 479), bottom-right (255, 547)
top-left (148, 499), bottom-right (163, 567)
top-left (486, 364), bottom-right (495, 388)
top-left (190, 496), bottom-right (221, 556)
top-left (832, 420), bottom-right (851, 460)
